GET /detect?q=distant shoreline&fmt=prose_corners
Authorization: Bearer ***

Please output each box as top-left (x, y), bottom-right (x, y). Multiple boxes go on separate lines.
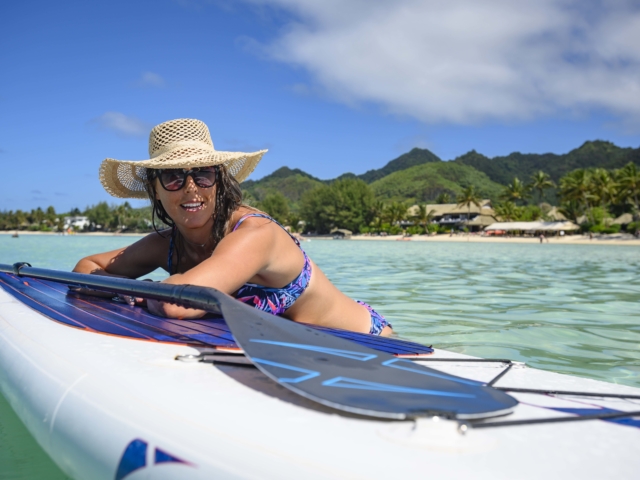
top-left (348, 234), bottom-right (640, 246)
top-left (3, 231), bottom-right (639, 246)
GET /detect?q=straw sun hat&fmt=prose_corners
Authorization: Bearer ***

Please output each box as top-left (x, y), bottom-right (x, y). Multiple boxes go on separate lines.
top-left (99, 118), bottom-right (268, 199)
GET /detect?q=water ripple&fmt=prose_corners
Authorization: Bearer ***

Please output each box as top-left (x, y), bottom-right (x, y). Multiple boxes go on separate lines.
top-left (305, 240), bottom-right (640, 388)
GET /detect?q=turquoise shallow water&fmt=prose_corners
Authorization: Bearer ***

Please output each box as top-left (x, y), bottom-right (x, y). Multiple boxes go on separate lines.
top-left (1, 234), bottom-right (639, 478)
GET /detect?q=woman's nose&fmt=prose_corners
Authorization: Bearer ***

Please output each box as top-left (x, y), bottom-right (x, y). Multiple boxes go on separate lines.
top-left (183, 174), bottom-right (198, 192)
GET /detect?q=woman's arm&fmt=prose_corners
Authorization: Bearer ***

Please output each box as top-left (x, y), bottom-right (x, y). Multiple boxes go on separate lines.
top-left (148, 219), bottom-right (283, 319)
top-left (73, 233), bottom-right (169, 278)
top-left (73, 233), bottom-right (168, 278)
top-left (72, 233), bottom-right (169, 302)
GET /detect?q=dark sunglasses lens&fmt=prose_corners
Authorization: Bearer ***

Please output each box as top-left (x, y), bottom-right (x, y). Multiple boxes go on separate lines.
top-left (192, 168), bottom-right (216, 188)
top-left (160, 170), bottom-right (185, 191)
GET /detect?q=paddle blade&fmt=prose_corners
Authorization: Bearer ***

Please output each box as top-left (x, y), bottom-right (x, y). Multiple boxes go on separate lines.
top-left (216, 295), bottom-right (518, 420)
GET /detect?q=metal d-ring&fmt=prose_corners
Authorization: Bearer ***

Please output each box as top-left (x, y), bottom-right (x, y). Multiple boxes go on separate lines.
top-left (12, 262), bottom-right (31, 276)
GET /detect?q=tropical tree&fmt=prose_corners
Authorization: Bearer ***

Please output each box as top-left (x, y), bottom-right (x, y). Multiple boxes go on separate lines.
top-left (590, 168), bottom-right (617, 211)
top-left (412, 204), bottom-right (436, 233)
top-left (434, 192), bottom-right (451, 204)
top-left (30, 207), bottom-right (45, 227)
top-left (557, 200), bottom-right (583, 224)
top-left (616, 162), bottom-right (640, 219)
top-left (85, 202), bottom-right (112, 229)
top-left (456, 185), bottom-right (481, 228)
top-left (384, 201), bottom-right (409, 226)
top-left (300, 178), bottom-right (375, 233)
top-left (559, 169), bottom-right (595, 223)
top-left (113, 202), bottom-right (132, 230)
top-left (259, 192), bottom-right (290, 225)
top-left (529, 171), bottom-right (555, 205)
top-left (45, 206), bottom-right (57, 227)
top-left (14, 210), bottom-right (27, 229)
top-left (493, 201), bottom-right (520, 221)
top-left (370, 200), bottom-right (386, 231)
top-left (519, 205), bottom-right (544, 221)
top-left (500, 177), bottom-right (530, 205)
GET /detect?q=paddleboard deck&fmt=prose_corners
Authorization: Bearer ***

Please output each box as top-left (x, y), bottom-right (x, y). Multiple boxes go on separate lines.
top-left (0, 272), bottom-right (433, 357)
top-left (1, 272), bottom-right (639, 479)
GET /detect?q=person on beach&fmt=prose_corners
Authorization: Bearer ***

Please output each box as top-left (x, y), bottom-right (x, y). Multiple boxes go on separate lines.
top-left (73, 118), bottom-right (391, 336)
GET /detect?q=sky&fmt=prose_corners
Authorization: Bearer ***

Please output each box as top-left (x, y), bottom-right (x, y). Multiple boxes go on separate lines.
top-left (1, 0), bottom-right (640, 212)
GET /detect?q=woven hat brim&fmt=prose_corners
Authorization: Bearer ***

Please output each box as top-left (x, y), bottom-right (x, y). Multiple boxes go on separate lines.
top-left (99, 150), bottom-right (268, 199)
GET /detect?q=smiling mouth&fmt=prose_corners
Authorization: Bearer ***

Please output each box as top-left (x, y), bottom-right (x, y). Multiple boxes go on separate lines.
top-left (181, 202), bottom-right (204, 212)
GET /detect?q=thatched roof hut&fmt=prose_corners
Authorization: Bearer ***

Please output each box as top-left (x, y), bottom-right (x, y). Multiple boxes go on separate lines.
top-left (485, 221), bottom-right (579, 231)
top-left (612, 213), bottom-right (634, 225)
top-left (330, 228), bottom-right (352, 239)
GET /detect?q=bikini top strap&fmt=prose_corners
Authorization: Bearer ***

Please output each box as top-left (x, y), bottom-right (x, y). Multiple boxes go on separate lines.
top-left (232, 213), bottom-right (301, 247)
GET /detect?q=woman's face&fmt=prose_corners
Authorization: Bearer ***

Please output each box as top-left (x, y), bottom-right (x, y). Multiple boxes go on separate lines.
top-left (154, 168), bottom-right (217, 231)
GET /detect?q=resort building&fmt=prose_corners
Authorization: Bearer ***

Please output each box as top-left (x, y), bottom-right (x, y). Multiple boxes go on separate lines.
top-left (63, 216), bottom-right (90, 231)
top-left (408, 200), bottom-right (496, 231)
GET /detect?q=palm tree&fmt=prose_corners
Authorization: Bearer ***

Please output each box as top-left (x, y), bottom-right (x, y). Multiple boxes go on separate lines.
top-left (412, 204), bottom-right (436, 233)
top-left (457, 186), bottom-right (481, 237)
top-left (557, 200), bottom-right (583, 224)
top-left (559, 169), bottom-right (595, 224)
top-left (493, 201), bottom-right (521, 221)
top-left (435, 192), bottom-right (451, 204)
top-left (529, 171), bottom-right (555, 205)
top-left (590, 168), bottom-right (617, 213)
top-left (114, 202), bottom-right (132, 231)
top-left (385, 201), bottom-right (408, 225)
top-left (616, 162), bottom-right (640, 219)
top-left (371, 200), bottom-right (386, 230)
top-left (500, 177), bottom-right (530, 205)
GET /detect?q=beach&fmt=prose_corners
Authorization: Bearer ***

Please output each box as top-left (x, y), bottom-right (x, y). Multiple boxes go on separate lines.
top-left (5, 230), bottom-right (640, 246)
top-left (349, 233), bottom-right (640, 246)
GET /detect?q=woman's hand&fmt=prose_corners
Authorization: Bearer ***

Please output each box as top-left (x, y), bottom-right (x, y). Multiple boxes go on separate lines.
top-left (146, 298), bottom-right (206, 319)
top-left (113, 279), bottom-right (154, 306)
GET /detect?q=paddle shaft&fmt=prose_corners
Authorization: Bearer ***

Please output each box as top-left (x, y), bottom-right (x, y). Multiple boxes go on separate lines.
top-left (0, 263), bottom-right (224, 315)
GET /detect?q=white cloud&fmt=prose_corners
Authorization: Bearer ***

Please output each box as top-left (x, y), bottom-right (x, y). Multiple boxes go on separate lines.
top-left (241, 0), bottom-right (640, 126)
top-left (93, 112), bottom-right (150, 137)
top-left (137, 72), bottom-right (166, 88)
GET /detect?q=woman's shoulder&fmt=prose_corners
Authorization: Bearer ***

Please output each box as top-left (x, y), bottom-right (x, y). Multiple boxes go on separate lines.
top-left (229, 207), bottom-right (275, 231)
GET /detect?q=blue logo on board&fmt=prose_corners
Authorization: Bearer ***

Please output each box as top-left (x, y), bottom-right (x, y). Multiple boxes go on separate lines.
top-left (115, 439), bottom-right (193, 480)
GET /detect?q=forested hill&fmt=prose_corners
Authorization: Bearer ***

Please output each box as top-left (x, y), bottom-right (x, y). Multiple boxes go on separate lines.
top-left (453, 141), bottom-right (640, 185)
top-left (355, 147), bottom-right (442, 183)
top-left (370, 162), bottom-right (504, 203)
top-left (241, 166), bottom-right (323, 206)
top-left (242, 140), bottom-right (640, 206)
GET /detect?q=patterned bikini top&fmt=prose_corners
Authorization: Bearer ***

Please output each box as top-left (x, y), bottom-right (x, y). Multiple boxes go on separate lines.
top-left (232, 213), bottom-right (312, 315)
top-left (167, 213), bottom-right (312, 316)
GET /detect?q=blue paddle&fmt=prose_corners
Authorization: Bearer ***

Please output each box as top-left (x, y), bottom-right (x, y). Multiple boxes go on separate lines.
top-left (1, 263), bottom-right (517, 420)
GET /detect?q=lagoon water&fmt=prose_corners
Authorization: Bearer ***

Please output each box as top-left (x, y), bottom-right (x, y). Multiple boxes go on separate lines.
top-left (1, 234), bottom-right (639, 478)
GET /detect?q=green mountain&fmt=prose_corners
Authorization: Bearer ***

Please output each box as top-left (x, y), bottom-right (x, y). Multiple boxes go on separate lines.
top-left (353, 148), bottom-right (442, 183)
top-left (241, 167), bottom-right (323, 208)
top-left (454, 141), bottom-right (640, 185)
top-left (242, 140), bottom-right (640, 208)
top-left (370, 162), bottom-right (504, 203)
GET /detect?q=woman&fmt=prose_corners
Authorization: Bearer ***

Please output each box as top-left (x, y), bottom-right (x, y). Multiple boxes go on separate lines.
top-left (74, 118), bottom-right (391, 336)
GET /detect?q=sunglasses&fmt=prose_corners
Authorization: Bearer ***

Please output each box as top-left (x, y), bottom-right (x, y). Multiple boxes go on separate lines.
top-left (154, 167), bottom-right (218, 191)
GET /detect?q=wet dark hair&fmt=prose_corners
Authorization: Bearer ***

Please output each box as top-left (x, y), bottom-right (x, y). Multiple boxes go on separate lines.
top-left (144, 165), bottom-right (244, 274)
